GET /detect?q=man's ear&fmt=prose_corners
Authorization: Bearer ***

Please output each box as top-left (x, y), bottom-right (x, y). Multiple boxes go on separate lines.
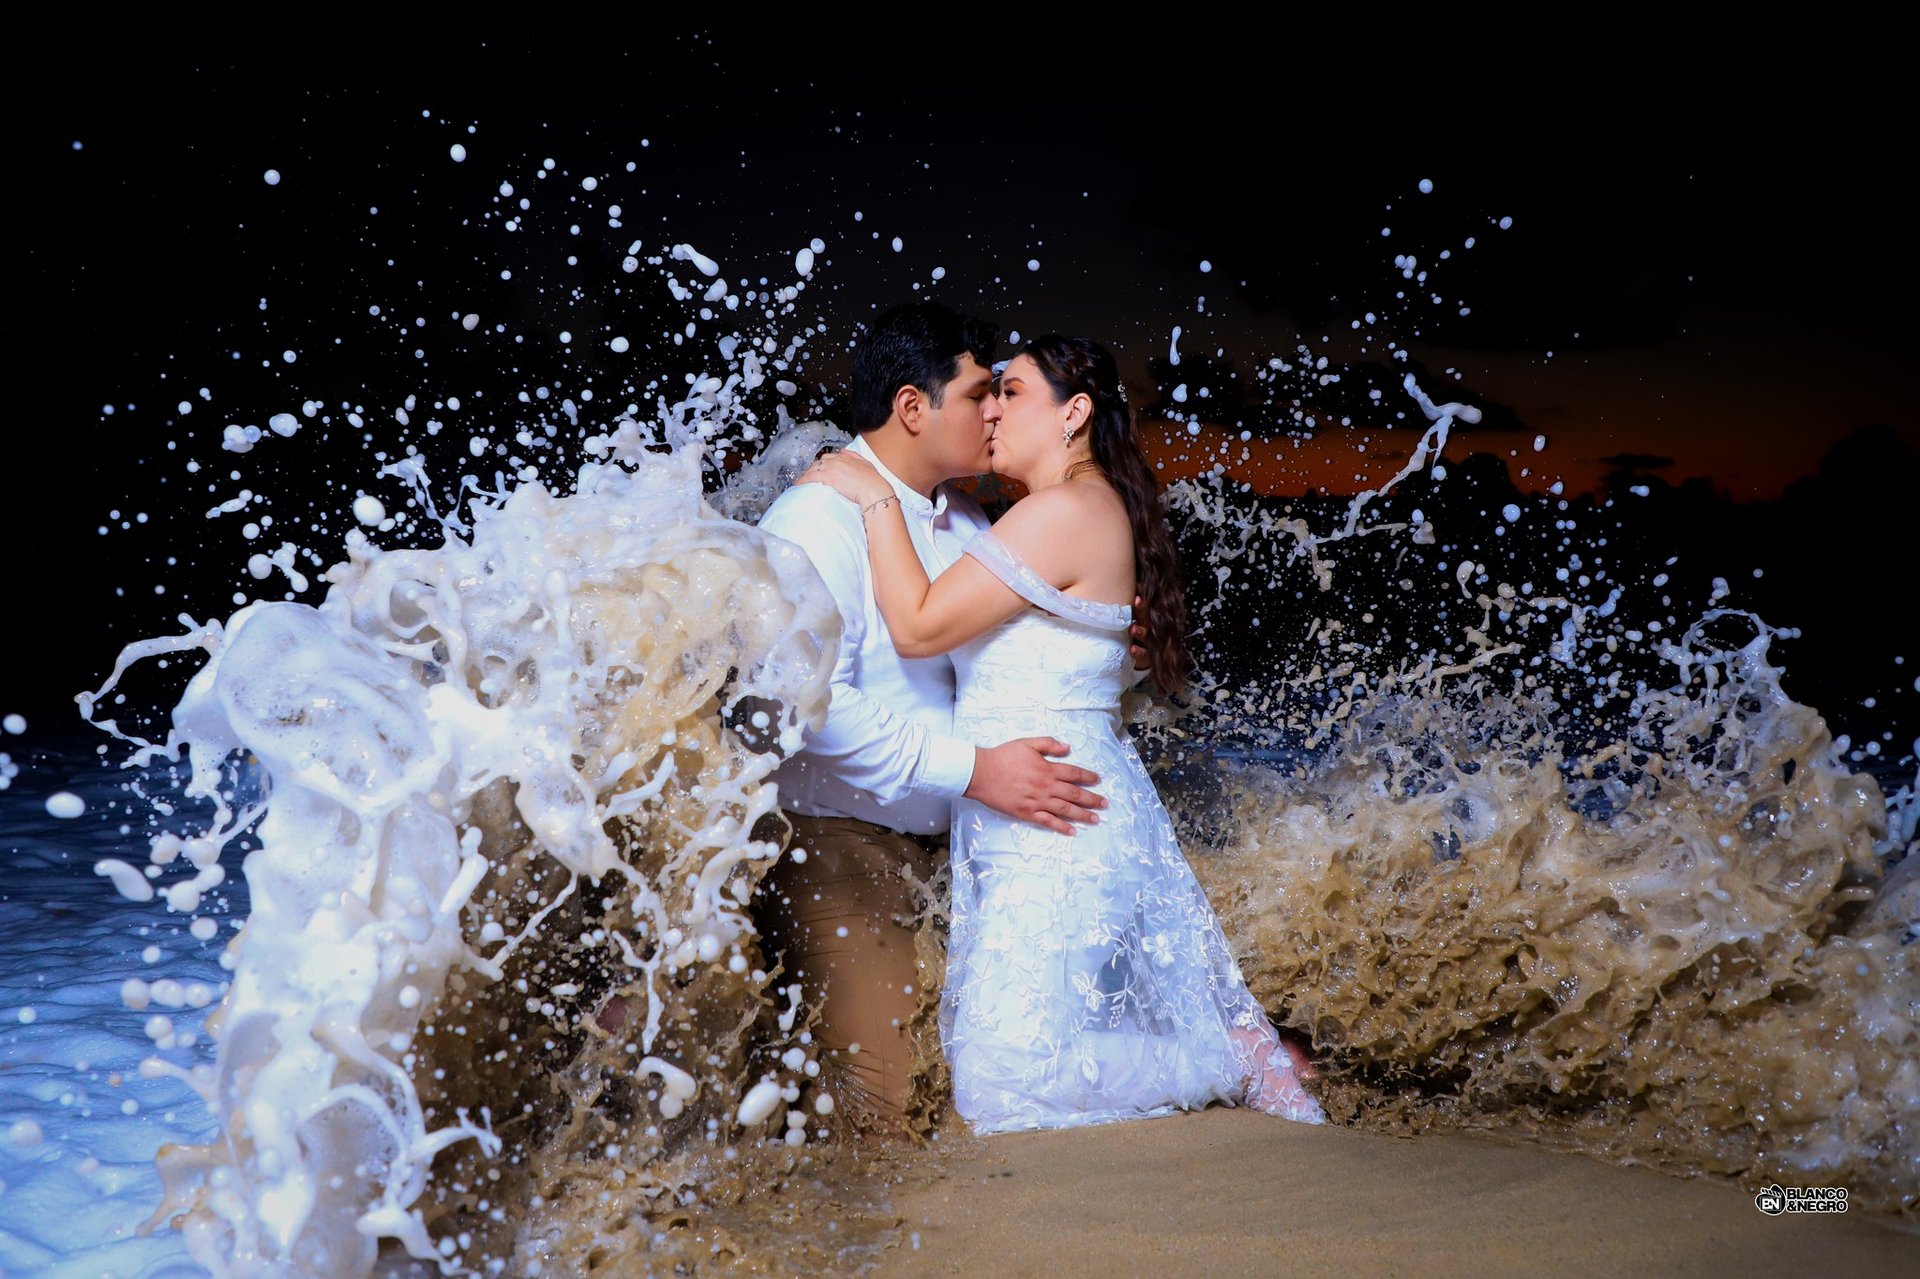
top-left (893, 383), bottom-right (925, 435)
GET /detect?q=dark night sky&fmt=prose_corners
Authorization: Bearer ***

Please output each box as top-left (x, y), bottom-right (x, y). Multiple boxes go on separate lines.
top-left (5, 24), bottom-right (1915, 734)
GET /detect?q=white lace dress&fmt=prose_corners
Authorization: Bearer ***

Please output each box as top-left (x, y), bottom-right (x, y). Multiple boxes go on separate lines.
top-left (942, 532), bottom-right (1324, 1134)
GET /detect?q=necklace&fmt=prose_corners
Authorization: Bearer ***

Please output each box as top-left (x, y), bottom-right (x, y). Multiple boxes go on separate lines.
top-left (1061, 458), bottom-right (1102, 483)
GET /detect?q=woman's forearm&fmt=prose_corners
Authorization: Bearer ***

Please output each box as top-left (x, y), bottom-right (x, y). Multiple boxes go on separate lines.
top-left (862, 496), bottom-right (936, 645)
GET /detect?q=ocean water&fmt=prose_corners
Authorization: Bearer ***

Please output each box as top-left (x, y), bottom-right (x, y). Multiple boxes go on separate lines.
top-left (0, 741), bottom-right (239, 1278)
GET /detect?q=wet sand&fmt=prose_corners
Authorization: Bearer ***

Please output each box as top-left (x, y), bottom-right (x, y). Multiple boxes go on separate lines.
top-left (886, 1109), bottom-right (1916, 1277)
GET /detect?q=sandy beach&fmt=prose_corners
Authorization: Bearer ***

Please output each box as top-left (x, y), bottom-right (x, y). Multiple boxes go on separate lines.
top-left (885, 1109), bottom-right (1916, 1277)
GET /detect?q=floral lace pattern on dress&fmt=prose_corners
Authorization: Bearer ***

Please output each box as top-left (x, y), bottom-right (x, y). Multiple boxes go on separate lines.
top-left (940, 533), bottom-right (1323, 1134)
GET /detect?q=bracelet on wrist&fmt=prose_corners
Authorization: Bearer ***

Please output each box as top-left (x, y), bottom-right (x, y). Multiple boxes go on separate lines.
top-left (861, 495), bottom-right (899, 518)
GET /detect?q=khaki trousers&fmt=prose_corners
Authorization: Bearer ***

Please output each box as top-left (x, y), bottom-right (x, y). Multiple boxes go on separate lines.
top-left (755, 812), bottom-right (943, 1133)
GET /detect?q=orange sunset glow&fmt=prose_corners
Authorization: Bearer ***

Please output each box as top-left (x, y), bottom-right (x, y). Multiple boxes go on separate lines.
top-left (1128, 305), bottom-right (1920, 502)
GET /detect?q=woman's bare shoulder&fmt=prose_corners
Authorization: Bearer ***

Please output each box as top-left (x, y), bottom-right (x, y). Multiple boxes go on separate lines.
top-left (998, 479), bottom-right (1126, 533)
top-left (991, 481), bottom-right (1132, 587)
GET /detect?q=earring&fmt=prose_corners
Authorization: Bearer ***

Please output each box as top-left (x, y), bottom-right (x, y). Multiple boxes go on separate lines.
top-left (1062, 425), bottom-right (1076, 447)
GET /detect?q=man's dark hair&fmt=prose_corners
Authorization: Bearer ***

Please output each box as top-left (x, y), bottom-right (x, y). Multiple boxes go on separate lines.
top-left (848, 302), bottom-right (998, 434)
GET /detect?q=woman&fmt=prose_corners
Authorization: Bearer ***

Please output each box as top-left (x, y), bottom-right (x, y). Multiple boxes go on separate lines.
top-left (801, 335), bottom-right (1323, 1133)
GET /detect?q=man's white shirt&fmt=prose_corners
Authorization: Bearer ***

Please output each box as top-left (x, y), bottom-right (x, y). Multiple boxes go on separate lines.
top-left (757, 435), bottom-right (990, 835)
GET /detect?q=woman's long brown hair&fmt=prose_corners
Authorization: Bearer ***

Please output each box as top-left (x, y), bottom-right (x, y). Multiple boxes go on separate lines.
top-left (1020, 335), bottom-right (1189, 695)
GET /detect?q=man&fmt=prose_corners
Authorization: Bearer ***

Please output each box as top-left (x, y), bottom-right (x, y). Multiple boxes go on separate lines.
top-left (753, 301), bottom-right (1107, 1134)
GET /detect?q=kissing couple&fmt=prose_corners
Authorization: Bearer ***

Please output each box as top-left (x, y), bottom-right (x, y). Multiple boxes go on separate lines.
top-left (753, 301), bottom-right (1322, 1138)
